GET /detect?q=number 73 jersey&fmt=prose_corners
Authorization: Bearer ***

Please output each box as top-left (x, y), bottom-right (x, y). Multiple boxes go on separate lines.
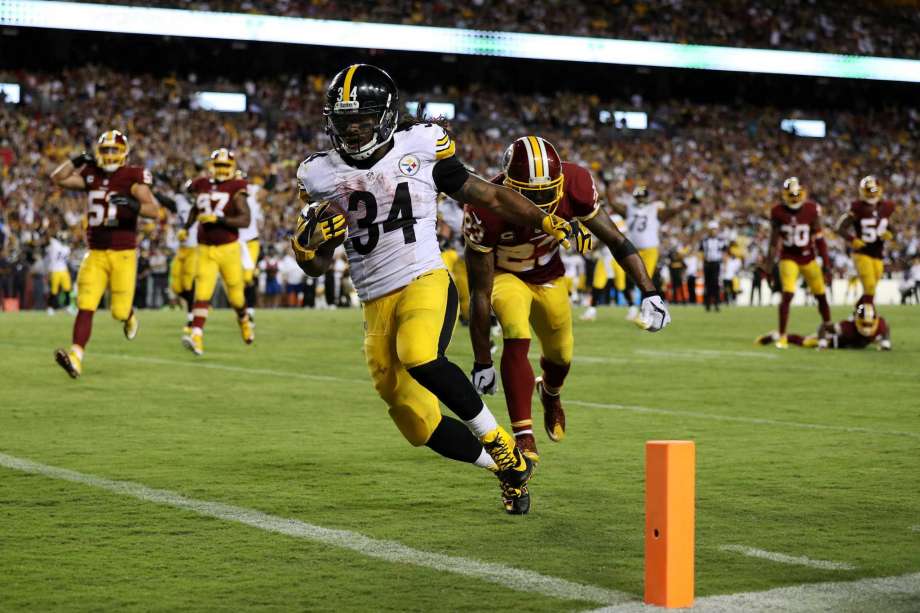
top-left (770, 200), bottom-right (822, 264)
top-left (297, 124), bottom-right (455, 302)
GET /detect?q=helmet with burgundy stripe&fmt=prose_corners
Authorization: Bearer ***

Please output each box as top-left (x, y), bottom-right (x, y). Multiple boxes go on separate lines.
top-left (502, 136), bottom-right (564, 214)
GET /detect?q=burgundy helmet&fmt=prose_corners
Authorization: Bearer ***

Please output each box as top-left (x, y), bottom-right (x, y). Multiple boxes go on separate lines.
top-left (502, 136), bottom-right (564, 213)
top-left (854, 303), bottom-right (879, 337)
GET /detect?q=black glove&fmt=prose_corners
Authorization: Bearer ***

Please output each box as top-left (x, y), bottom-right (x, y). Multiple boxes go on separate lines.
top-left (110, 194), bottom-right (140, 214)
top-left (70, 151), bottom-right (94, 167)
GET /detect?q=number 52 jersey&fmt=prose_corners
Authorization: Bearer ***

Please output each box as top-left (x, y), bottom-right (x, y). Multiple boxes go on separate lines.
top-left (297, 123), bottom-right (462, 302)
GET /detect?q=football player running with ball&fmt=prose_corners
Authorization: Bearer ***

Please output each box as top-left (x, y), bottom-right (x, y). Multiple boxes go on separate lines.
top-left (183, 148), bottom-right (254, 355)
top-left (50, 130), bottom-right (161, 378)
top-left (463, 136), bottom-right (670, 461)
top-left (291, 64), bottom-right (574, 515)
top-left (758, 177), bottom-right (833, 349)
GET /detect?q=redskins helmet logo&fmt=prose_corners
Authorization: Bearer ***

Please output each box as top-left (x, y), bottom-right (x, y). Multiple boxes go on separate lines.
top-left (782, 176), bottom-right (806, 209)
top-left (859, 175), bottom-right (882, 204)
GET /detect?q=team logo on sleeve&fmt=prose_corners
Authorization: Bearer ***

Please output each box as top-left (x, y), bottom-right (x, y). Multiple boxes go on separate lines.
top-left (398, 154), bottom-right (420, 176)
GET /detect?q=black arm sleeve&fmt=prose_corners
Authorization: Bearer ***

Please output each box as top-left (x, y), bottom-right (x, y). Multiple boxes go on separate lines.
top-left (154, 191), bottom-right (177, 213)
top-left (432, 157), bottom-right (470, 195)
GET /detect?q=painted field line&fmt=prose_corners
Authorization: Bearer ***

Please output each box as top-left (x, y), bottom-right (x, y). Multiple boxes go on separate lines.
top-left (719, 544), bottom-right (857, 571)
top-left (584, 571), bottom-right (920, 613)
top-left (911, 525), bottom-right (920, 532)
top-left (0, 452), bottom-right (630, 607)
top-left (636, 348), bottom-right (778, 360)
top-left (567, 399), bottom-right (920, 440)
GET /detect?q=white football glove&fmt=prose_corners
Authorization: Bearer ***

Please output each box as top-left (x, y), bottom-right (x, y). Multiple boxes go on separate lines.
top-left (878, 339), bottom-right (892, 351)
top-left (636, 292), bottom-right (671, 332)
top-left (471, 362), bottom-right (497, 395)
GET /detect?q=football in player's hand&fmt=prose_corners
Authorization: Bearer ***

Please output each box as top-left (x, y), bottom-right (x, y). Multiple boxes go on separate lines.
top-left (298, 200), bottom-right (347, 251)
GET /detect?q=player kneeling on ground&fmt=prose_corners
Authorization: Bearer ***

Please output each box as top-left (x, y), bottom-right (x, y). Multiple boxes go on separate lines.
top-left (757, 303), bottom-right (891, 350)
top-left (463, 136), bottom-right (670, 462)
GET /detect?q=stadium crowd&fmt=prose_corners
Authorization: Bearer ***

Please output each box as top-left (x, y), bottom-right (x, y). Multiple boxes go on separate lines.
top-left (71, 0), bottom-right (920, 59)
top-left (1, 65), bottom-right (918, 310)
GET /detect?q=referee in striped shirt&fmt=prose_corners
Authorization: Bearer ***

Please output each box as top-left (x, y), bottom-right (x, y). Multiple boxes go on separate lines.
top-left (700, 222), bottom-right (727, 312)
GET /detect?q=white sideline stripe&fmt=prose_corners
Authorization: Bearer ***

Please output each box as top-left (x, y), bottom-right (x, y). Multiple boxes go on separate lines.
top-left (718, 544), bottom-right (857, 571)
top-left (0, 452), bottom-right (630, 606)
top-left (567, 399), bottom-right (920, 440)
top-left (636, 349), bottom-right (778, 360)
top-left (584, 572), bottom-right (920, 613)
top-left (911, 525), bottom-right (920, 532)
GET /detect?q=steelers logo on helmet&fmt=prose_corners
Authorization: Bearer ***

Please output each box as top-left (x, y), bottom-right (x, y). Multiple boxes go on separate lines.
top-left (854, 303), bottom-right (880, 337)
top-left (95, 130), bottom-right (129, 173)
top-left (324, 64), bottom-right (399, 161)
top-left (782, 176), bottom-right (806, 209)
top-left (208, 148), bottom-right (237, 182)
top-left (502, 136), bottom-right (564, 214)
top-left (859, 175), bottom-right (882, 204)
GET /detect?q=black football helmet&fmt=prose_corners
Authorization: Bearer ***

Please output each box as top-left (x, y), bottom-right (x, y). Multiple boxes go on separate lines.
top-left (324, 64), bottom-right (399, 161)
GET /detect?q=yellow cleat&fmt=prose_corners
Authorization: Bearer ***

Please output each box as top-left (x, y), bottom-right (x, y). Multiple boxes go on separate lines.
top-left (123, 312), bottom-right (139, 341)
top-left (238, 314), bottom-right (255, 345)
top-left (802, 337), bottom-right (820, 349)
top-left (182, 331), bottom-right (204, 356)
top-left (54, 348), bottom-right (82, 379)
top-left (481, 426), bottom-right (532, 481)
top-left (775, 335), bottom-right (789, 349)
top-left (182, 325), bottom-right (192, 337)
top-left (754, 331), bottom-right (778, 346)
top-left (514, 432), bottom-right (541, 464)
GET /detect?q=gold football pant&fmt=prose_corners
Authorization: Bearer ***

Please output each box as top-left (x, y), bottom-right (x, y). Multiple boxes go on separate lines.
top-left (638, 247), bottom-right (659, 277)
top-left (49, 270), bottom-right (72, 294)
top-left (441, 249), bottom-right (470, 322)
top-left (363, 269), bottom-right (458, 446)
top-left (76, 248), bottom-right (137, 320)
top-left (779, 258), bottom-right (826, 295)
top-left (491, 272), bottom-right (573, 366)
top-left (242, 239), bottom-right (260, 285)
top-left (170, 245), bottom-right (198, 295)
top-left (195, 242), bottom-right (245, 309)
top-left (853, 253), bottom-right (884, 296)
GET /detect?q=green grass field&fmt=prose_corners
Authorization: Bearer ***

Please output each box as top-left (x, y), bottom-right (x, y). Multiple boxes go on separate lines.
top-left (1, 304), bottom-right (918, 611)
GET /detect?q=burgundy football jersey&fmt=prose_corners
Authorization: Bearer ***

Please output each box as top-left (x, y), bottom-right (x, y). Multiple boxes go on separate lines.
top-left (464, 162), bottom-right (598, 284)
top-left (189, 177), bottom-right (248, 246)
top-left (770, 201), bottom-right (822, 265)
top-left (80, 164), bottom-right (151, 250)
top-left (849, 199), bottom-right (895, 259)
top-left (833, 317), bottom-right (888, 349)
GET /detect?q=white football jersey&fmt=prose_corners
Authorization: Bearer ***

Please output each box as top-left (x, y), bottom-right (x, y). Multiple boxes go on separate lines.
top-left (47, 237), bottom-right (71, 273)
top-left (239, 183), bottom-right (263, 242)
top-left (626, 201), bottom-right (664, 249)
top-left (175, 193), bottom-right (198, 247)
top-left (297, 124), bottom-right (452, 302)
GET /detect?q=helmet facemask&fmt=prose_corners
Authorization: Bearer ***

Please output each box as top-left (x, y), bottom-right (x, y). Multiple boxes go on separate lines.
top-left (782, 177), bottom-right (806, 210)
top-left (859, 175), bottom-right (882, 205)
top-left (94, 130), bottom-right (129, 173)
top-left (208, 148), bottom-right (237, 182)
top-left (325, 106), bottom-right (397, 161)
top-left (502, 136), bottom-right (565, 215)
top-left (854, 304), bottom-right (879, 337)
top-left (504, 174), bottom-right (565, 215)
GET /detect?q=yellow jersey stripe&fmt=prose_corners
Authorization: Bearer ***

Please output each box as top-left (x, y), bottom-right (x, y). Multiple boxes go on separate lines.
top-left (436, 134), bottom-right (450, 145)
top-left (435, 141), bottom-right (456, 160)
top-left (341, 64), bottom-right (359, 102)
top-left (527, 135), bottom-right (544, 177)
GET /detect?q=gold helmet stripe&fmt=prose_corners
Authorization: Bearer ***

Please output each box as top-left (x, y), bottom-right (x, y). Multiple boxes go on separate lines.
top-left (527, 135), bottom-right (547, 178)
top-left (341, 64), bottom-right (359, 102)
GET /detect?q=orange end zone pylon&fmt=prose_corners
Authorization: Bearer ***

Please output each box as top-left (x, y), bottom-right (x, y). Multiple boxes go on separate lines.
top-left (644, 440), bottom-right (695, 608)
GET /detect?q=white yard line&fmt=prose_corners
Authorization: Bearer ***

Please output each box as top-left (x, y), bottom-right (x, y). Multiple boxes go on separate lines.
top-left (911, 526), bottom-right (920, 532)
top-left (636, 349), bottom-right (778, 360)
top-left (0, 452), bottom-right (630, 607)
top-left (583, 572), bottom-right (920, 613)
top-left (567, 399), bottom-right (920, 440)
top-left (718, 544), bottom-right (857, 571)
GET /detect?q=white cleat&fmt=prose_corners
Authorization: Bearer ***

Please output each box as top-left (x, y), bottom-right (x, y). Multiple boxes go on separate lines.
top-left (580, 306), bottom-right (597, 321)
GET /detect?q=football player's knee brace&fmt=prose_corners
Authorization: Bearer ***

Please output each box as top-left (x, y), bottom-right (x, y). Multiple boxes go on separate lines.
top-left (406, 357), bottom-right (484, 421)
top-left (388, 403), bottom-right (439, 447)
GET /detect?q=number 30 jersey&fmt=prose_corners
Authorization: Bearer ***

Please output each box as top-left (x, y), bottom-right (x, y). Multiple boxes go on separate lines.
top-left (297, 123), bottom-right (460, 302)
top-left (770, 201), bottom-right (822, 264)
top-left (463, 162), bottom-right (599, 285)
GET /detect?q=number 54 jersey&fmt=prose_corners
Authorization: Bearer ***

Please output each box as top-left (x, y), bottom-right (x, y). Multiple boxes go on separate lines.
top-left (297, 123), bottom-right (457, 302)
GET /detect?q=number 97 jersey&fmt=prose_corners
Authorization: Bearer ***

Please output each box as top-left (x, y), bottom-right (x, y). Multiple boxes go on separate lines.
top-left (297, 123), bottom-right (457, 302)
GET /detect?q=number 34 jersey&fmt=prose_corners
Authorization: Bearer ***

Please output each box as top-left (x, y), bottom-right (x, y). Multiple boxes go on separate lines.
top-left (297, 124), bottom-right (455, 302)
top-left (770, 200), bottom-right (823, 265)
top-left (79, 163), bottom-right (152, 250)
top-left (463, 162), bottom-right (599, 285)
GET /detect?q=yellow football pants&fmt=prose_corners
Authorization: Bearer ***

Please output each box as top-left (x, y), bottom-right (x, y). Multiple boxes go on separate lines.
top-left (638, 247), bottom-right (659, 277)
top-left (491, 272), bottom-right (573, 366)
top-left (76, 249), bottom-right (137, 320)
top-left (363, 269), bottom-right (458, 446)
top-left (170, 246), bottom-right (198, 295)
top-left (49, 270), bottom-right (72, 294)
top-left (779, 258), bottom-right (826, 295)
top-left (243, 240), bottom-right (260, 285)
top-left (441, 249), bottom-right (470, 322)
top-left (592, 257), bottom-right (625, 292)
top-left (195, 242), bottom-right (245, 309)
top-left (853, 253), bottom-right (884, 296)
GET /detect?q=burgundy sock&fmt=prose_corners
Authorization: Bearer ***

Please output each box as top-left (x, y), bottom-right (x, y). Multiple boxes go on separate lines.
top-left (779, 292), bottom-right (793, 335)
top-left (72, 309), bottom-right (94, 348)
top-left (192, 300), bottom-right (209, 330)
top-left (788, 334), bottom-right (805, 346)
top-left (500, 338), bottom-right (535, 435)
top-left (539, 356), bottom-right (571, 392)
